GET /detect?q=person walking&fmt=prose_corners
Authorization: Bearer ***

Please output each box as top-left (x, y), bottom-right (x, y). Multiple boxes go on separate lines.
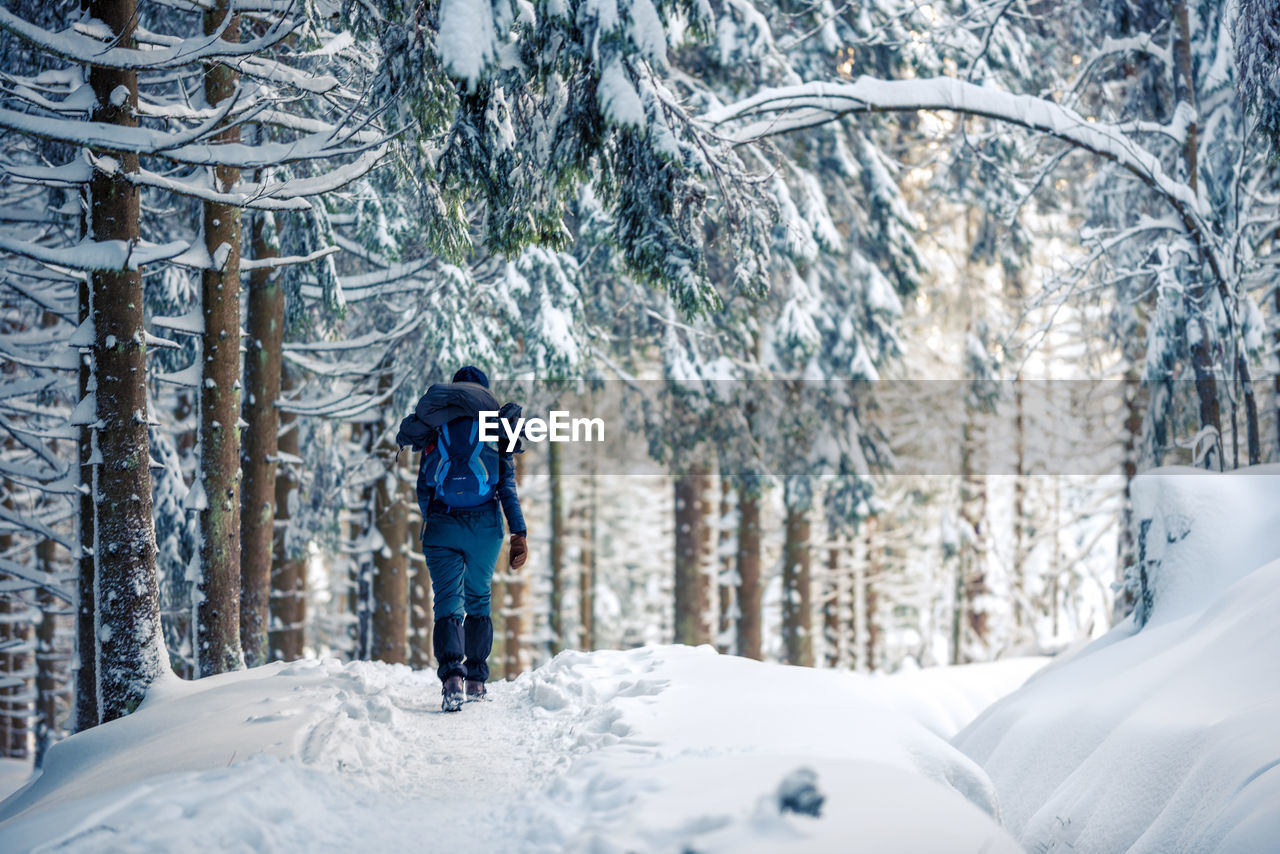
top-left (396, 366), bottom-right (528, 711)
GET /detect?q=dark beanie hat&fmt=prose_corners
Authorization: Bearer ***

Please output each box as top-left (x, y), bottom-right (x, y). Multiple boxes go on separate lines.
top-left (452, 365), bottom-right (489, 388)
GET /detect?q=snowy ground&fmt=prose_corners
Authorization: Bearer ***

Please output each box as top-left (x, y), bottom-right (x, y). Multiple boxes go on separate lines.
top-left (0, 648), bottom-right (1039, 853)
top-left (5, 467), bottom-right (1275, 853)
top-left (955, 466), bottom-right (1280, 853)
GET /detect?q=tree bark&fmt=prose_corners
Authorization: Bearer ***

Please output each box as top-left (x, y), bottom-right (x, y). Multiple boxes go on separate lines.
top-left (74, 276), bottom-right (97, 731)
top-left (781, 480), bottom-right (813, 667)
top-left (579, 470), bottom-right (596, 650)
top-left (548, 442), bottom-right (564, 655)
top-left (960, 415), bottom-right (989, 659)
top-left (489, 539), bottom-right (505, 679)
top-left (88, 0), bottom-right (165, 721)
top-left (0, 497), bottom-right (29, 758)
top-left (371, 439), bottom-right (409, 664)
top-left (1115, 329), bottom-right (1145, 622)
top-left (269, 366), bottom-right (305, 661)
top-left (195, 0), bottom-right (244, 676)
top-left (1172, 0), bottom-right (1226, 470)
top-left (503, 454), bottom-right (525, 677)
top-left (822, 540), bottom-right (841, 669)
top-left (674, 465), bottom-right (710, 646)
top-left (240, 211), bottom-right (281, 667)
top-left (735, 479), bottom-right (762, 660)
top-left (864, 516), bottom-right (880, 672)
top-left (716, 477), bottom-right (734, 654)
top-left (35, 538), bottom-right (59, 766)
top-left (353, 424), bottom-right (375, 660)
top-left (408, 484), bottom-right (432, 671)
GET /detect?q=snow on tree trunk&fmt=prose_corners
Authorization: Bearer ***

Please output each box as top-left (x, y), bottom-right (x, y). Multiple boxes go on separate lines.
top-left (194, 0), bottom-right (245, 677)
top-left (269, 365), bottom-right (305, 662)
top-left (88, 0), bottom-right (165, 720)
top-left (781, 478), bottom-right (813, 667)
top-left (548, 442), bottom-right (565, 656)
top-left (371, 440), bottom-right (408, 665)
top-left (735, 480), bottom-right (763, 661)
top-left (74, 277), bottom-right (97, 732)
top-left (673, 466), bottom-right (710, 646)
top-left (239, 210), bottom-right (281, 668)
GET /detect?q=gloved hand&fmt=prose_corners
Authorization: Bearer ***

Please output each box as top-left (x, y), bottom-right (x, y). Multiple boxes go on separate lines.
top-left (509, 533), bottom-right (528, 570)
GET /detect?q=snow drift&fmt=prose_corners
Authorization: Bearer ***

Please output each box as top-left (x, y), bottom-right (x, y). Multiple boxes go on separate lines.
top-left (0, 647), bottom-right (1038, 853)
top-left (955, 465), bottom-right (1280, 853)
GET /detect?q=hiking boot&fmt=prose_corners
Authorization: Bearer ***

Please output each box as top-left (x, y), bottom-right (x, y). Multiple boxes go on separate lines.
top-left (441, 675), bottom-right (465, 712)
top-left (465, 679), bottom-right (487, 701)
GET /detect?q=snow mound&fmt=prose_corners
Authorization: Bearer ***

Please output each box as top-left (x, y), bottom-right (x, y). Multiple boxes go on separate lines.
top-left (1126, 464), bottom-right (1280, 626)
top-left (955, 466), bottom-right (1280, 854)
top-left (0, 646), bottom-right (1036, 852)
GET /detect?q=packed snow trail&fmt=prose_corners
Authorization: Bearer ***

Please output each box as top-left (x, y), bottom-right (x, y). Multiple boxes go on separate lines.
top-left (0, 647), bottom-right (1037, 853)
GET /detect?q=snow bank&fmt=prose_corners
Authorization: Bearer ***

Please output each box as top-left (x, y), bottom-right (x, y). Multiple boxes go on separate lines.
top-left (0, 759), bottom-right (30, 803)
top-left (1125, 464), bottom-right (1280, 626)
top-left (955, 465), bottom-right (1280, 853)
top-left (0, 647), bottom-right (1036, 852)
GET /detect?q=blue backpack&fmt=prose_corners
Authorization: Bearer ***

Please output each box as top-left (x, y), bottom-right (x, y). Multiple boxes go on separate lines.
top-left (422, 415), bottom-right (500, 508)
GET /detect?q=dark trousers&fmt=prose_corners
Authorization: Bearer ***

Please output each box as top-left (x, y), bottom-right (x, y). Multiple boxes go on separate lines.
top-left (422, 503), bottom-right (504, 682)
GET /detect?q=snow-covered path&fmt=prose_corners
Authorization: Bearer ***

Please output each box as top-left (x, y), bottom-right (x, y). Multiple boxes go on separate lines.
top-left (0, 647), bottom-right (1039, 853)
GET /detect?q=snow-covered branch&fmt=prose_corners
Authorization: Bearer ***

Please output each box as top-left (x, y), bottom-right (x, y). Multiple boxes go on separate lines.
top-left (705, 75), bottom-right (1228, 304)
top-left (0, 8), bottom-right (293, 71)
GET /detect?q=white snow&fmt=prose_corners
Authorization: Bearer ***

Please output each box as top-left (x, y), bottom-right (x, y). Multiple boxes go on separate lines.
top-left (597, 57), bottom-right (646, 128)
top-left (437, 0), bottom-right (500, 90)
top-left (954, 465), bottom-right (1280, 854)
top-left (0, 648), bottom-right (1036, 852)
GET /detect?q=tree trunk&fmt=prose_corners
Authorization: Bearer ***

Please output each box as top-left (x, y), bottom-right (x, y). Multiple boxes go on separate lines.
top-left (75, 279), bottom-right (97, 731)
top-left (35, 538), bottom-right (59, 766)
top-left (1013, 375), bottom-right (1028, 629)
top-left (1275, 276), bottom-right (1280, 459)
top-left (240, 211), bottom-right (281, 667)
top-left (716, 477), bottom-right (734, 654)
top-left (88, 0), bottom-right (165, 721)
top-left (735, 479), bottom-right (762, 660)
top-left (353, 425), bottom-right (375, 660)
top-left (0, 498), bottom-right (29, 758)
top-left (781, 480), bottom-right (813, 667)
top-left (822, 541), bottom-right (841, 669)
top-left (489, 539), bottom-right (505, 678)
top-left (269, 366), bottom-right (305, 661)
top-left (195, 0), bottom-right (244, 676)
top-left (960, 416), bottom-right (989, 660)
top-left (371, 440), bottom-right (409, 664)
top-left (1172, 0), bottom-right (1225, 470)
top-left (548, 442), bottom-right (564, 655)
top-left (864, 516), bottom-right (880, 672)
top-left (1115, 329), bottom-right (1145, 622)
top-left (674, 465), bottom-right (710, 646)
top-left (579, 470), bottom-right (596, 650)
top-left (408, 484), bottom-right (432, 671)
top-left (503, 454), bottom-right (525, 677)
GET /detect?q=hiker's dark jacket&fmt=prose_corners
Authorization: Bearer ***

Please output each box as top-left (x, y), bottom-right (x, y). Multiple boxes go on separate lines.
top-left (396, 381), bottom-right (526, 537)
